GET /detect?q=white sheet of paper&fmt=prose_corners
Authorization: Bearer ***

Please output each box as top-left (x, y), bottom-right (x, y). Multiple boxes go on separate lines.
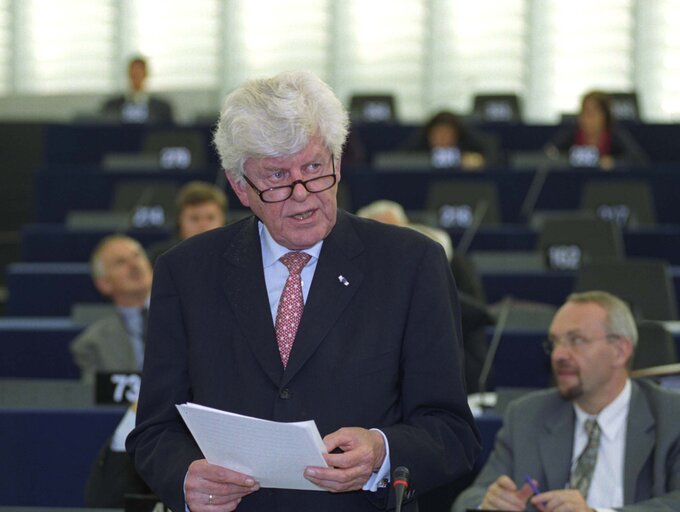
top-left (176, 402), bottom-right (329, 491)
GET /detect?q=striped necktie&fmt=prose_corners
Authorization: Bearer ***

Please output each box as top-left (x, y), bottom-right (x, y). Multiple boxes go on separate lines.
top-left (569, 418), bottom-right (601, 498)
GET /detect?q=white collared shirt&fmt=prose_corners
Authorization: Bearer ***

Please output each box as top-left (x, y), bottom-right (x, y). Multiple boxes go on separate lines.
top-left (572, 379), bottom-right (631, 510)
top-left (259, 222), bottom-right (322, 323)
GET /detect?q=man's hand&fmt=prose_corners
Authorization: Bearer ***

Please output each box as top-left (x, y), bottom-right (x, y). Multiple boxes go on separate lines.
top-left (481, 475), bottom-right (534, 511)
top-left (185, 459), bottom-right (260, 511)
top-left (531, 489), bottom-right (591, 512)
top-left (303, 427), bottom-right (386, 492)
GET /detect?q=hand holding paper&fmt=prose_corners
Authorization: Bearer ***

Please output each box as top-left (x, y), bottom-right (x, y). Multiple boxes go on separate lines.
top-left (177, 403), bottom-right (329, 491)
top-left (184, 459), bottom-right (260, 511)
top-left (305, 427), bottom-right (387, 492)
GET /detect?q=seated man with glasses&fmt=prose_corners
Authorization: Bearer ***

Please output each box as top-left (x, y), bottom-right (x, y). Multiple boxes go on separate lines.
top-left (453, 290), bottom-right (680, 512)
top-left (128, 70), bottom-right (480, 512)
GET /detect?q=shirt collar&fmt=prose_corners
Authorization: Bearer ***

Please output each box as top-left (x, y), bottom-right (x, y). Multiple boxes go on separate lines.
top-left (573, 379), bottom-right (631, 441)
top-left (259, 221), bottom-right (323, 268)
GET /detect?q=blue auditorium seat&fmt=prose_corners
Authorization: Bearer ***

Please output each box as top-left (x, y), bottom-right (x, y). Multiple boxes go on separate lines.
top-left (5, 262), bottom-right (102, 317)
top-left (20, 223), bottom-right (171, 262)
top-left (0, 407), bottom-right (125, 506)
top-left (479, 268), bottom-right (680, 320)
top-left (0, 318), bottom-right (83, 379)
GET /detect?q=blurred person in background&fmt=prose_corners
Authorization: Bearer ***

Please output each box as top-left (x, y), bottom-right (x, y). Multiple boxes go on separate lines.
top-left (70, 235), bottom-right (152, 384)
top-left (146, 180), bottom-right (228, 264)
top-left (545, 90), bottom-right (647, 169)
top-left (100, 55), bottom-right (174, 124)
top-left (404, 110), bottom-right (500, 170)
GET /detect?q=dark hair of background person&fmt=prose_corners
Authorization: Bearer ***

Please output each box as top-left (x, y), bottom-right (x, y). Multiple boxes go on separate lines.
top-left (581, 90), bottom-right (613, 130)
top-left (402, 109), bottom-right (501, 167)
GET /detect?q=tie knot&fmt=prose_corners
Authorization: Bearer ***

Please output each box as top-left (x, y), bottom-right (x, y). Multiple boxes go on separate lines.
top-left (584, 418), bottom-right (599, 437)
top-left (280, 252), bottom-right (311, 275)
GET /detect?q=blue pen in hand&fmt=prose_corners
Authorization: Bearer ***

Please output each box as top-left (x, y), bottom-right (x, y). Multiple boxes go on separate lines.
top-left (525, 475), bottom-right (540, 495)
top-left (525, 475), bottom-right (546, 508)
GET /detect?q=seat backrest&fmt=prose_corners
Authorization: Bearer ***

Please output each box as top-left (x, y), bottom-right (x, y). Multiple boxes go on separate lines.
top-left (472, 94), bottom-right (522, 123)
top-left (574, 258), bottom-right (679, 321)
top-left (489, 298), bottom-right (558, 330)
top-left (111, 181), bottom-right (179, 229)
top-left (537, 214), bottom-right (624, 270)
top-left (581, 179), bottom-right (657, 226)
top-left (608, 91), bottom-right (640, 122)
top-left (348, 94), bottom-right (397, 123)
top-left (632, 321), bottom-right (678, 370)
top-left (425, 180), bottom-right (501, 229)
top-left (142, 129), bottom-right (207, 169)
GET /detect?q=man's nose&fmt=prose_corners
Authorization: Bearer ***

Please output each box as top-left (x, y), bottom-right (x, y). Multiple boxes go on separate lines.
top-left (290, 180), bottom-right (310, 201)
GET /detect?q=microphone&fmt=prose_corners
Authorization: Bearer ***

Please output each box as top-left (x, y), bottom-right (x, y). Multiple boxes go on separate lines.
top-left (519, 163), bottom-right (550, 224)
top-left (477, 296), bottom-right (513, 409)
top-left (455, 198), bottom-right (489, 257)
top-left (392, 466), bottom-right (410, 512)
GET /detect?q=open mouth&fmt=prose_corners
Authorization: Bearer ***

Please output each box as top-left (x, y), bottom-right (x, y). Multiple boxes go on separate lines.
top-left (292, 210), bottom-right (314, 220)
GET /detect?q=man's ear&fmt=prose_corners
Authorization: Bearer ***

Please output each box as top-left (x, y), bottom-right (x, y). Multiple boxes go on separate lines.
top-left (334, 156), bottom-right (342, 183)
top-left (614, 336), bottom-right (634, 368)
top-left (226, 172), bottom-right (251, 208)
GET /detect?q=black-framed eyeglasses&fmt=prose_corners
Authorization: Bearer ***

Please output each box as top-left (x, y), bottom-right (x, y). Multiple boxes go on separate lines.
top-left (242, 155), bottom-right (337, 204)
top-left (542, 333), bottom-right (621, 355)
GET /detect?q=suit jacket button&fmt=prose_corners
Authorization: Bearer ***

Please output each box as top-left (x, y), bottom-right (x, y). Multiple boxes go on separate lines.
top-left (279, 388), bottom-right (291, 399)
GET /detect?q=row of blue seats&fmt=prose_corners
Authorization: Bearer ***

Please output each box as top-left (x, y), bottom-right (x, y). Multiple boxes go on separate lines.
top-left (0, 402), bottom-right (502, 507)
top-left (2, 315), bottom-right (678, 383)
top-left (34, 167), bottom-right (680, 224)
top-left (6, 262), bottom-right (680, 318)
top-left (0, 318), bottom-right (82, 379)
top-left (0, 405), bottom-right (126, 507)
top-left (38, 121), bottom-right (680, 165)
top-left (19, 222), bottom-right (680, 265)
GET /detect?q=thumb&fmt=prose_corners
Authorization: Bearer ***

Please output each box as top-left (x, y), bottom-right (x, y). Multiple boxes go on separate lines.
top-left (517, 482), bottom-right (536, 502)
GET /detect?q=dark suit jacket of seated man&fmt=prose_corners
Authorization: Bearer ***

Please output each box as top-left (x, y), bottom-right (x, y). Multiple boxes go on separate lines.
top-left (452, 291), bottom-right (680, 512)
top-left (127, 70), bottom-right (480, 512)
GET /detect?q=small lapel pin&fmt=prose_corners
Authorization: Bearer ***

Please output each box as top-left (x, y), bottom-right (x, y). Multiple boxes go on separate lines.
top-left (338, 275), bottom-right (350, 286)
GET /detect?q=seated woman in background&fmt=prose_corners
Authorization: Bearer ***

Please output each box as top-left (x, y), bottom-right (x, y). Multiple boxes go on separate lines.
top-left (406, 110), bottom-right (500, 170)
top-left (545, 90), bottom-right (648, 169)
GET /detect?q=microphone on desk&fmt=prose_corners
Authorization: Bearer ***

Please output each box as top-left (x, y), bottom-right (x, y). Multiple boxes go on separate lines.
top-left (392, 466), bottom-right (411, 512)
top-left (456, 199), bottom-right (489, 257)
top-left (477, 296), bottom-right (513, 409)
top-left (519, 163), bottom-right (550, 224)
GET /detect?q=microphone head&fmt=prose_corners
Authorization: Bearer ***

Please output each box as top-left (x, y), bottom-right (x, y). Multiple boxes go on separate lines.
top-left (392, 466), bottom-right (410, 488)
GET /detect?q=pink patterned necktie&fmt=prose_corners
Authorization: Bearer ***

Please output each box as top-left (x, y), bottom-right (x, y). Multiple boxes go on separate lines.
top-left (275, 252), bottom-right (311, 367)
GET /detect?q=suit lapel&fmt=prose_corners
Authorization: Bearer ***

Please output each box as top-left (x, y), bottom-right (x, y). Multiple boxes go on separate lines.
top-left (539, 401), bottom-right (575, 490)
top-left (220, 218), bottom-right (282, 386)
top-left (623, 381), bottom-right (655, 503)
top-left (282, 212), bottom-right (364, 385)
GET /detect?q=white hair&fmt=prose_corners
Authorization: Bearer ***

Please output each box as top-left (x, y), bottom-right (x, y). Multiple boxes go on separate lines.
top-left (213, 70), bottom-right (349, 182)
top-left (356, 200), bottom-right (409, 225)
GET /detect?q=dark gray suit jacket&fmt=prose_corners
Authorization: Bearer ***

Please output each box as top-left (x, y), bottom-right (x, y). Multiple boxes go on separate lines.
top-left (127, 210), bottom-right (481, 512)
top-left (70, 313), bottom-right (139, 384)
top-left (453, 379), bottom-right (680, 511)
